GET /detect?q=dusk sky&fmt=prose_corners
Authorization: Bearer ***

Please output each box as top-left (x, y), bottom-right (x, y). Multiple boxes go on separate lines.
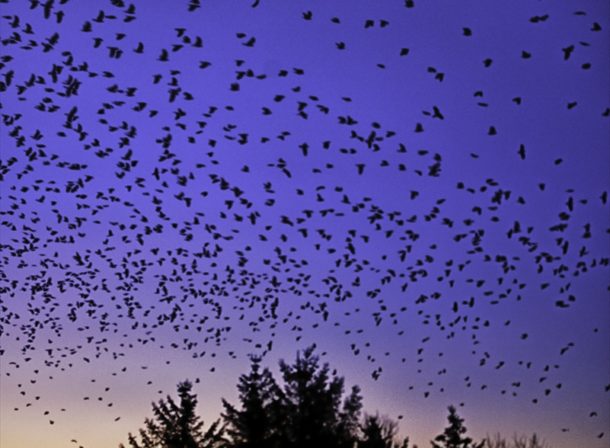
top-left (0, 1), bottom-right (609, 447)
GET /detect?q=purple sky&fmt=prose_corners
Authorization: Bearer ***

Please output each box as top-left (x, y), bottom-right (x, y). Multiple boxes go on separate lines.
top-left (1, 1), bottom-right (609, 447)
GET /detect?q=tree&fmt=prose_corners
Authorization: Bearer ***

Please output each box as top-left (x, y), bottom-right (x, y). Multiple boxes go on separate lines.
top-left (276, 345), bottom-right (363, 448)
top-left (222, 356), bottom-right (282, 448)
top-left (120, 380), bottom-right (225, 448)
top-left (359, 413), bottom-right (411, 448)
top-left (481, 433), bottom-right (550, 448)
top-left (431, 406), bottom-right (483, 448)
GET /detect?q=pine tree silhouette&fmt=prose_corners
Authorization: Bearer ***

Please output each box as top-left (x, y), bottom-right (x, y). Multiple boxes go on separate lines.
top-left (222, 355), bottom-right (282, 448)
top-left (432, 406), bottom-right (483, 448)
top-left (276, 345), bottom-right (363, 448)
top-left (120, 380), bottom-right (225, 448)
top-left (359, 413), bottom-right (411, 448)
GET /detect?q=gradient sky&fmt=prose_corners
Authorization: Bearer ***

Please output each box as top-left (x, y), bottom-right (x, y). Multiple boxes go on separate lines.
top-left (1, 1), bottom-right (609, 448)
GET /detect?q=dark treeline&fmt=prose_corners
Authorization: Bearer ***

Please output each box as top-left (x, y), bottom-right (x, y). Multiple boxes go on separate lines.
top-left (120, 346), bottom-right (549, 448)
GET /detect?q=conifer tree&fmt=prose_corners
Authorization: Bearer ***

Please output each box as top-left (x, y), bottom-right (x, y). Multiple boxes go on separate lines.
top-left (432, 406), bottom-right (483, 448)
top-left (359, 413), bottom-right (410, 448)
top-left (120, 380), bottom-right (225, 448)
top-left (276, 345), bottom-right (363, 448)
top-left (222, 356), bottom-right (281, 448)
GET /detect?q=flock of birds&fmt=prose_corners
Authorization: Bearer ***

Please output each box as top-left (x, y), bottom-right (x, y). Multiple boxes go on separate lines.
top-left (0, 1), bottom-right (608, 447)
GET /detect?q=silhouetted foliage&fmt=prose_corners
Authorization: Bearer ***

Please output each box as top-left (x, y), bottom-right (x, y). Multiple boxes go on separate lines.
top-left (120, 380), bottom-right (225, 448)
top-left (220, 345), bottom-right (363, 448)
top-left (481, 433), bottom-right (550, 448)
top-left (222, 355), bottom-right (282, 448)
top-left (359, 413), bottom-right (411, 448)
top-left (275, 345), bottom-right (363, 448)
top-left (431, 406), bottom-right (483, 448)
top-left (121, 354), bottom-right (554, 448)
